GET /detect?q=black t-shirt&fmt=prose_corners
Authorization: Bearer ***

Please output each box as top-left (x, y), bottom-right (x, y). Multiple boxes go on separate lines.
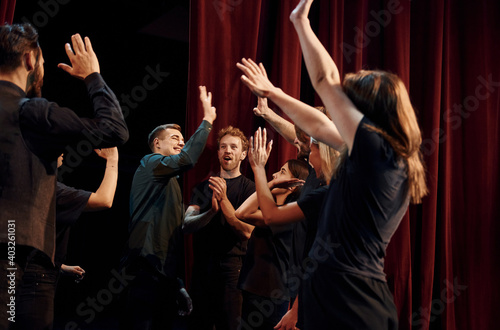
top-left (297, 185), bottom-right (329, 262)
top-left (238, 194), bottom-right (298, 301)
top-left (288, 166), bottom-right (325, 298)
top-left (238, 223), bottom-right (293, 301)
top-left (55, 182), bottom-right (91, 267)
top-left (310, 116), bottom-right (409, 281)
top-left (190, 175), bottom-right (255, 258)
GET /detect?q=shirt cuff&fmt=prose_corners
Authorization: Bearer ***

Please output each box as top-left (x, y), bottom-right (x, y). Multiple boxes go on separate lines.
top-left (200, 120), bottom-right (213, 131)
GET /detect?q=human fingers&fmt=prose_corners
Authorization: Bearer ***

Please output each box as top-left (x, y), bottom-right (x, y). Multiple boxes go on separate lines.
top-left (71, 34), bottom-right (85, 54)
top-left (84, 36), bottom-right (95, 56)
top-left (199, 85), bottom-right (207, 100)
top-left (57, 63), bottom-right (72, 75)
top-left (259, 62), bottom-right (269, 79)
top-left (262, 128), bottom-right (268, 150)
top-left (241, 58), bottom-right (261, 76)
top-left (254, 127), bottom-right (262, 152)
top-left (267, 139), bottom-right (273, 157)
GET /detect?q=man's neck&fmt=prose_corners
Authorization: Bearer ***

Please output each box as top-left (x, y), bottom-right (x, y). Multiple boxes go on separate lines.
top-left (219, 167), bottom-right (241, 179)
top-left (0, 70), bottom-right (28, 93)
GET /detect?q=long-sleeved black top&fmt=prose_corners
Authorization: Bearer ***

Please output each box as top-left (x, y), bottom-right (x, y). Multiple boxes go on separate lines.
top-left (0, 73), bottom-right (128, 263)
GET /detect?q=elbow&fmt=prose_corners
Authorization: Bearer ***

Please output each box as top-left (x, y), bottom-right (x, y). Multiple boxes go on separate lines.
top-left (100, 199), bottom-right (114, 209)
top-left (312, 71), bottom-right (337, 91)
top-left (234, 210), bottom-right (244, 220)
top-left (263, 214), bottom-right (274, 226)
top-left (240, 231), bottom-right (252, 241)
top-left (115, 127), bottom-right (129, 146)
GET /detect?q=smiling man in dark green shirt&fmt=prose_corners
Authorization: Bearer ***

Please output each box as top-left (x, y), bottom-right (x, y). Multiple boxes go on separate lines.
top-left (119, 86), bottom-right (216, 330)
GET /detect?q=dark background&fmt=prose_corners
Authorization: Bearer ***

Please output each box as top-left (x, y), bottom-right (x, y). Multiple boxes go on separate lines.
top-left (13, 1), bottom-right (190, 328)
top-left (7, 1), bottom-right (500, 329)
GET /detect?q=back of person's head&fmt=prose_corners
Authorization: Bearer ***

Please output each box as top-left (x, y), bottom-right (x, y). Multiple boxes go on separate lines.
top-left (0, 23), bottom-right (40, 72)
top-left (217, 125), bottom-right (249, 151)
top-left (342, 70), bottom-right (427, 203)
top-left (148, 124), bottom-right (181, 152)
top-left (294, 125), bottom-right (309, 145)
top-left (285, 158), bottom-right (309, 201)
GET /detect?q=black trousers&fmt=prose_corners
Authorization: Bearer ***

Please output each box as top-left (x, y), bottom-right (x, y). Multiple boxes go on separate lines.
top-left (0, 246), bottom-right (58, 330)
top-left (302, 269), bottom-right (398, 330)
top-left (188, 255), bottom-right (243, 330)
top-left (119, 265), bottom-right (179, 330)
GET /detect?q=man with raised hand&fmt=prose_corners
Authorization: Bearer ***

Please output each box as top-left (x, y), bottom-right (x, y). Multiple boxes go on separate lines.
top-left (120, 86), bottom-right (216, 330)
top-left (0, 23), bottom-right (128, 329)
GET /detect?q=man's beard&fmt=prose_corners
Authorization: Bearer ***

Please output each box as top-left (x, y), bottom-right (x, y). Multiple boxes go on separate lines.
top-left (26, 64), bottom-right (43, 98)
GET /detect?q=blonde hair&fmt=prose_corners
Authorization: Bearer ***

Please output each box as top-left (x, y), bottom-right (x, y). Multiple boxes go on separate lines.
top-left (311, 137), bottom-right (339, 185)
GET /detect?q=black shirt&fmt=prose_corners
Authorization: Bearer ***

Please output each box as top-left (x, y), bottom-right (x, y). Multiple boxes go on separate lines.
top-left (310, 116), bottom-right (410, 281)
top-left (55, 182), bottom-right (91, 267)
top-left (190, 175), bottom-right (255, 258)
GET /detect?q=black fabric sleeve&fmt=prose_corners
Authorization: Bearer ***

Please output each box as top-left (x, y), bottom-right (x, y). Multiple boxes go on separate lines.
top-left (56, 182), bottom-right (92, 225)
top-left (19, 73), bottom-right (129, 159)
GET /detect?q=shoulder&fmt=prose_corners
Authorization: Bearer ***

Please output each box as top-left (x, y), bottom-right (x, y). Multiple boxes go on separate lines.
top-left (350, 116), bottom-right (400, 168)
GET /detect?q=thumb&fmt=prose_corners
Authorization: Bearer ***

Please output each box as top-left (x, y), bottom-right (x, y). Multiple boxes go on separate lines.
top-left (58, 63), bottom-right (73, 75)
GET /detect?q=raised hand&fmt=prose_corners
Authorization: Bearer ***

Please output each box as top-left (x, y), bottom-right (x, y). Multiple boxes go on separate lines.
top-left (199, 85), bottom-right (217, 124)
top-left (94, 147), bottom-right (119, 162)
top-left (248, 127), bottom-right (273, 169)
top-left (236, 58), bottom-right (276, 98)
top-left (58, 34), bottom-right (100, 80)
top-left (253, 97), bottom-right (271, 118)
top-left (269, 177), bottom-right (305, 190)
top-left (290, 0), bottom-right (314, 24)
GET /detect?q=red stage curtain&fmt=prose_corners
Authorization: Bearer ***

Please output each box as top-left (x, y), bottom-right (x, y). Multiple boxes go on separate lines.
top-left (0, 0), bottom-right (16, 25)
top-left (185, 1), bottom-right (499, 329)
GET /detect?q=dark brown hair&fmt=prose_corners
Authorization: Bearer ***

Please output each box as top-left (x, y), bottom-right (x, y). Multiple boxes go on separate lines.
top-left (148, 124), bottom-right (182, 152)
top-left (0, 23), bottom-right (40, 72)
top-left (342, 70), bottom-right (428, 203)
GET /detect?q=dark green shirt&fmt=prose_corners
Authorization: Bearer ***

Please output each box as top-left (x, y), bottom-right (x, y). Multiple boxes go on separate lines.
top-left (124, 120), bottom-right (212, 277)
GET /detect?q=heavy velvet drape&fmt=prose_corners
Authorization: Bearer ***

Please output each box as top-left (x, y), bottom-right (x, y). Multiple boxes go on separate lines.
top-left (0, 0), bottom-right (16, 25)
top-left (185, 1), bottom-right (500, 329)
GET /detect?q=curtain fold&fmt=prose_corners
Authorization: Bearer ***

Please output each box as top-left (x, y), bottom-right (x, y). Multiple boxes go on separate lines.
top-left (185, 1), bottom-right (499, 329)
top-left (0, 0), bottom-right (16, 25)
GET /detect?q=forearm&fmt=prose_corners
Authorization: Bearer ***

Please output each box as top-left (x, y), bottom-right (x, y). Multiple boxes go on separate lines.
top-left (261, 110), bottom-right (296, 145)
top-left (176, 120), bottom-right (212, 167)
top-left (235, 193), bottom-right (267, 227)
top-left (253, 166), bottom-right (280, 223)
top-left (291, 14), bottom-right (361, 150)
top-left (85, 157), bottom-right (118, 210)
top-left (267, 88), bottom-right (343, 149)
top-left (85, 73), bottom-right (129, 146)
top-left (183, 208), bottom-right (217, 233)
top-left (292, 17), bottom-right (341, 90)
top-left (220, 199), bottom-right (254, 240)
